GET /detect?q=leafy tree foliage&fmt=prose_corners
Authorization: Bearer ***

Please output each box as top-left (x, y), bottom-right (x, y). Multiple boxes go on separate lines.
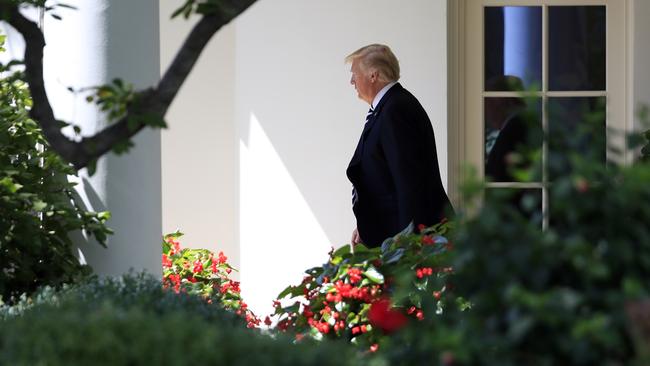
top-left (0, 35), bottom-right (111, 301)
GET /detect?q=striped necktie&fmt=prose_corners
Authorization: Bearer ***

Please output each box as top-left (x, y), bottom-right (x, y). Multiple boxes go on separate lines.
top-left (365, 108), bottom-right (374, 123)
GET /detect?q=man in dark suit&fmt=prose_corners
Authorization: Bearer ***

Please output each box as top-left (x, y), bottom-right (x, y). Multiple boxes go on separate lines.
top-left (345, 44), bottom-right (453, 248)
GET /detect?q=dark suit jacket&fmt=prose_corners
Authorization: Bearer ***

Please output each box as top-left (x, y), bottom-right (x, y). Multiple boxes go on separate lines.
top-left (347, 83), bottom-right (453, 248)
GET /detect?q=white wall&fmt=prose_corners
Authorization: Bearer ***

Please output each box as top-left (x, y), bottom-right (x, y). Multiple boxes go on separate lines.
top-left (160, 0), bottom-right (448, 316)
top-left (159, 4), bottom-right (238, 272)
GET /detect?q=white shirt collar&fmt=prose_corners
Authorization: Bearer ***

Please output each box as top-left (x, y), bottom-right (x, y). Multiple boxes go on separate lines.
top-left (371, 81), bottom-right (398, 110)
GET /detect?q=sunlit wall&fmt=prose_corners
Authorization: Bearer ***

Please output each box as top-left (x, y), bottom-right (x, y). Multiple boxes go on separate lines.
top-left (160, 0), bottom-right (448, 316)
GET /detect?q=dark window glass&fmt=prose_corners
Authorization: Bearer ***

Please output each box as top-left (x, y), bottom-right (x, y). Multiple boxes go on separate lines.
top-left (485, 6), bottom-right (542, 91)
top-left (485, 188), bottom-right (543, 225)
top-left (549, 6), bottom-right (606, 91)
top-left (485, 97), bottom-right (542, 182)
top-left (547, 97), bottom-right (606, 179)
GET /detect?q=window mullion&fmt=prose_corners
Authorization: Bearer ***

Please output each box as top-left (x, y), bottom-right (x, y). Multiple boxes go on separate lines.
top-left (542, 3), bottom-right (549, 230)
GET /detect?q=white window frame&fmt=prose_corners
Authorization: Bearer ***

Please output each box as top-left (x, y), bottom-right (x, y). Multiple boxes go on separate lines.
top-left (447, 0), bottom-right (633, 218)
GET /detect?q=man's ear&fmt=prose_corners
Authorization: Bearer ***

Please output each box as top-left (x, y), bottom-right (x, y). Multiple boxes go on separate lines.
top-left (370, 69), bottom-right (379, 82)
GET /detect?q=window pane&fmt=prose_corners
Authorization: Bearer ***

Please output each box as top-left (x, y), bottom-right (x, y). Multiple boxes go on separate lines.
top-left (485, 6), bottom-right (542, 91)
top-left (485, 97), bottom-right (542, 182)
top-left (549, 6), bottom-right (606, 91)
top-left (548, 97), bottom-right (606, 179)
top-left (485, 188), bottom-right (543, 225)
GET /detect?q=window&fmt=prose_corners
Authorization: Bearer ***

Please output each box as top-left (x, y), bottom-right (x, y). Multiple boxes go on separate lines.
top-left (454, 0), bottom-right (629, 227)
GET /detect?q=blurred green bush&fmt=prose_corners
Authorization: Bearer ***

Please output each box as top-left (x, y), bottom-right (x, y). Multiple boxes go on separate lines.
top-left (0, 273), bottom-right (359, 366)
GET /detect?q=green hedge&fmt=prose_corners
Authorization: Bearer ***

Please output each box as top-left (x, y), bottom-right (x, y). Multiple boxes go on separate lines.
top-left (0, 274), bottom-right (359, 366)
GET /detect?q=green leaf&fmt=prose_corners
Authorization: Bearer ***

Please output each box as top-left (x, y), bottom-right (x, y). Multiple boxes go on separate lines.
top-left (333, 245), bottom-right (352, 257)
top-left (0, 177), bottom-right (22, 193)
top-left (381, 236), bottom-right (394, 253)
top-left (126, 116), bottom-right (140, 132)
top-left (86, 159), bottom-right (97, 176)
top-left (55, 3), bottom-right (78, 10)
top-left (32, 200), bottom-right (47, 212)
top-left (414, 277), bottom-right (428, 291)
top-left (383, 248), bottom-right (405, 264)
top-left (363, 266), bottom-right (384, 284)
top-left (409, 292), bottom-right (422, 308)
top-left (277, 285), bottom-right (302, 299)
top-left (165, 230), bottom-right (184, 240)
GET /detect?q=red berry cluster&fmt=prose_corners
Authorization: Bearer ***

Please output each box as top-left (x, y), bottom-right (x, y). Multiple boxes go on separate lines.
top-left (407, 306), bottom-right (425, 320)
top-left (347, 267), bottom-right (363, 284)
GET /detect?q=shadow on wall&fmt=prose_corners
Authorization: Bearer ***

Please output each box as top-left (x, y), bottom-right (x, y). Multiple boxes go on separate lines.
top-left (70, 177), bottom-right (108, 266)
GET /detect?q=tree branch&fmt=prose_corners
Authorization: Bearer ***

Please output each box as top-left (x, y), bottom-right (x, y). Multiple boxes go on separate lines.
top-left (0, 0), bottom-right (256, 169)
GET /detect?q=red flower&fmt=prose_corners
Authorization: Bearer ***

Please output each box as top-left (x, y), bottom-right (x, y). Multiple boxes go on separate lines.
top-left (416, 309), bottom-right (424, 320)
top-left (167, 274), bottom-right (181, 293)
top-left (368, 298), bottom-right (407, 333)
top-left (422, 235), bottom-right (435, 245)
top-left (347, 267), bottom-right (363, 284)
top-left (418, 224), bottom-right (426, 232)
top-left (315, 322), bottom-right (330, 334)
top-left (302, 306), bottom-right (314, 318)
top-left (277, 320), bottom-right (290, 331)
top-left (320, 305), bottom-right (331, 316)
top-left (193, 260), bottom-right (203, 274)
top-left (162, 254), bottom-right (172, 268)
top-left (167, 238), bottom-right (181, 255)
top-left (369, 344), bottom-right (379, 352)
top-left (416, 267), bottom-right (433, 279)
top-left (217, 251), bottom-right (228, 264)
top-left (264, 316), bottom-right (272, 326)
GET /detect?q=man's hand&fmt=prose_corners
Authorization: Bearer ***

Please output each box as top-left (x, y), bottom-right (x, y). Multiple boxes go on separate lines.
top-left (351, 227), bottom-right (362, 245)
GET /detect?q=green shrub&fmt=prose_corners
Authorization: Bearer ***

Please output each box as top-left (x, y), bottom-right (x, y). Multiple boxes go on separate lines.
top-left (0, 273), bottom-right (360, 366)
top-left (0, 35), bottom-right (111, 301)
top-left (426, 147), bottom-right (650, 364)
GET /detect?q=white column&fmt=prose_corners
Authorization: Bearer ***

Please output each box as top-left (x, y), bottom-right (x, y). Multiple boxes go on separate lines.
top-left (504, 6), bottom-right (542, 88)
top-left (42, 1), bottom-right (161, 277)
